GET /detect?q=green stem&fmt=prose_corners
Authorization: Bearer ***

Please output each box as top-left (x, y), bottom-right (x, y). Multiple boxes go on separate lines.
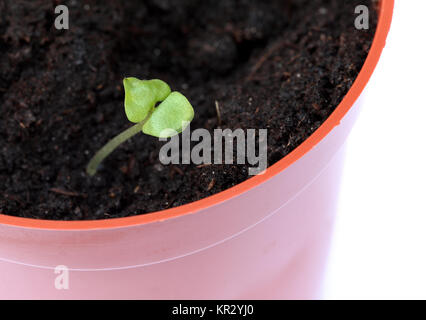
top-left (86, 121), bottom-right (144, 176)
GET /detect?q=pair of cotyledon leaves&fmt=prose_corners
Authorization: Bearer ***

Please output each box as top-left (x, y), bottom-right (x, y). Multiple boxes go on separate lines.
top-left (123, 77), bottom-right (194, 138)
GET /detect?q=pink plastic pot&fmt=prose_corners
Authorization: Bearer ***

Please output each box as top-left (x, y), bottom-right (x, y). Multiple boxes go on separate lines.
top-left (0, 1), bottom-right (394, 299)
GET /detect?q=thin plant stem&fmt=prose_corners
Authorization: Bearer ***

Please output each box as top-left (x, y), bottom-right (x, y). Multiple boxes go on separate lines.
top-left (86, 121), bottom-right (144, 176)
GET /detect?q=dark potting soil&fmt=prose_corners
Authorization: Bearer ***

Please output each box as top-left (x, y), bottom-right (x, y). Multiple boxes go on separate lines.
top-left (0, 0), bottom-right (378, 220)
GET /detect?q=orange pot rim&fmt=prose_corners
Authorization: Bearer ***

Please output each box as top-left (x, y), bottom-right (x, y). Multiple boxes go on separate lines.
top-left (0, 0), bottom-right (394, 231)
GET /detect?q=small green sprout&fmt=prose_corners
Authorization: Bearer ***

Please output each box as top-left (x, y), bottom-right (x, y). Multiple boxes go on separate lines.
top-left (86, 77), bottom-right (194, 176)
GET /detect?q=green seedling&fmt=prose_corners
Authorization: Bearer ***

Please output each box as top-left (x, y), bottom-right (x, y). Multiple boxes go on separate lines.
top-left (86, 77), bottom-right (194, 176)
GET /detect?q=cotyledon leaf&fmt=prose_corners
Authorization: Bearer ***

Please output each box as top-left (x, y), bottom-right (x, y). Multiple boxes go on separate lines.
top-left (142, 91), bottom-right (194, 138)
top-left (123, 78), bottom-right (171, 123)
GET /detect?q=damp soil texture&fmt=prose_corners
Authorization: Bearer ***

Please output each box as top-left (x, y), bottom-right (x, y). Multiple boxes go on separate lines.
top-left (0, 0), bottom-right (378, 220)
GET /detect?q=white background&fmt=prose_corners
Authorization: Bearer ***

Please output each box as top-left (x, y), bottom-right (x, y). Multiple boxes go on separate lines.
top-left (323, 0), bottom-right (426, 299)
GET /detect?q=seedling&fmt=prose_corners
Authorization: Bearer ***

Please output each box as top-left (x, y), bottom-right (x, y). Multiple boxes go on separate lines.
top-left (86, 77), bottom-right (194, 176)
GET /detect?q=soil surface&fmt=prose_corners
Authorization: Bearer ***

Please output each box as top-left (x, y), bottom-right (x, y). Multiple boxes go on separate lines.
top-left (0, 0), bottom-right (378, 220)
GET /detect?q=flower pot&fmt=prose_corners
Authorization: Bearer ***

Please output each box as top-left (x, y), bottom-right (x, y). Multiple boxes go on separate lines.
top-left (0, 1), bottom-right (394, 299)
